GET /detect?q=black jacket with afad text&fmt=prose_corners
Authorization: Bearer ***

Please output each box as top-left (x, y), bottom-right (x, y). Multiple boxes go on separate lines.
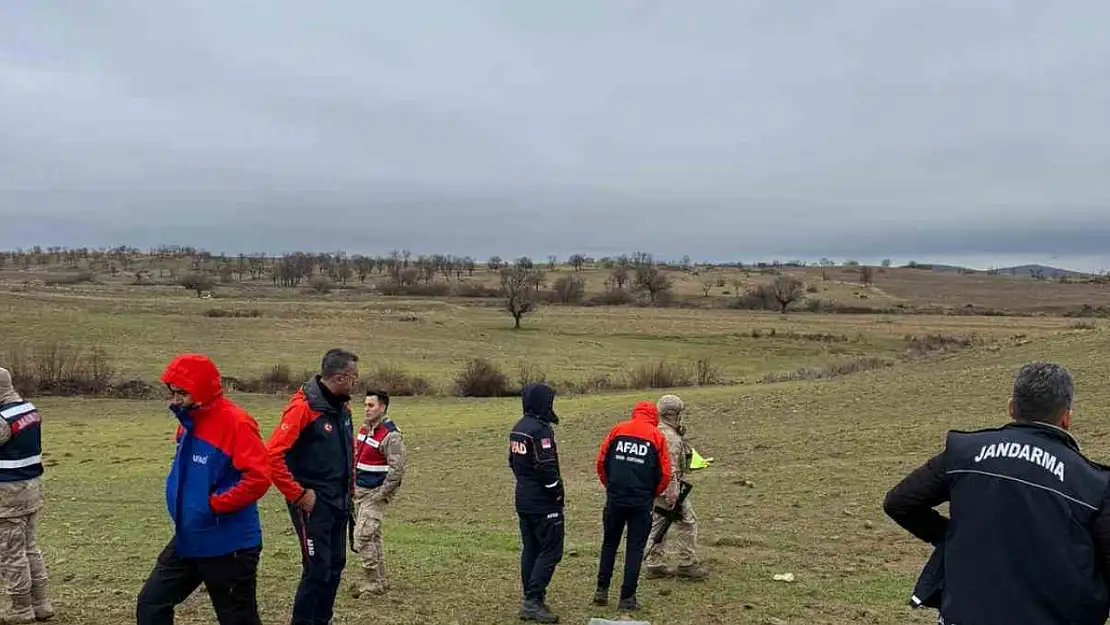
top-left (508, 384), bottom-right (564, 514)
top-left (884, 421), bottom-right (1110, 625)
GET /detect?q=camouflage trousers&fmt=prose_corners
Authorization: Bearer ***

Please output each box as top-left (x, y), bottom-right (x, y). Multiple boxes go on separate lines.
top-left (644, 499), bottom-right (698, 568)
top-left (0, 511), bottom-right (47, 597)
top-left (353, 489), bottom-right (388, 581)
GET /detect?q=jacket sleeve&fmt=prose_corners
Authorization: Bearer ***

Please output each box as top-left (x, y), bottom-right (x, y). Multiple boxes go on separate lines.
top-left (596, 428), bottom-right (614, 486)
top-left (265, 400), bottom-right (313, 503)
top-left (1092, 484), bottom-right (1110, 595)
top-left (882, 450), bottom-right (950, 545)
top-left (375, 431), bottom-right (407, 499)
top-left (210, 416), bottom-right (272, 514)
top-left (536, 425), bottom-right (564, 503)
top-left (654, 430), bottom-right (673, 497)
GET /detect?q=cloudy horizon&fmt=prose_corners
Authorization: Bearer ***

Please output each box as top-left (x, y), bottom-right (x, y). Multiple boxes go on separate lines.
top-left (3, 2), bottom-right (1109, 272)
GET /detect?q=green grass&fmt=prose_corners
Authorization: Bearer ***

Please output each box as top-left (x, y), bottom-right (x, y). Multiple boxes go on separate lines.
top-left (10, 284), bottom-right (1110, 623)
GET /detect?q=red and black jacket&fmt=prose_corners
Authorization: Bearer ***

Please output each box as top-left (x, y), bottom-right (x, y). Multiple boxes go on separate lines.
top-left (266, 376), bottom-right (355, 511)
top-left (596, 401), bottom-right (672, 508)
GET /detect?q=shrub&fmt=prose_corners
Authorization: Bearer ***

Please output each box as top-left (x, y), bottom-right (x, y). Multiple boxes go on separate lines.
top-left (203, 308), bottom-right (263, 318)
top-left (364, 365), bottom-right (434, 396)
top-left (903, 334), bottom-right (977, 357)
top-left (517, 362), bottom-right (548, 389)
top-left (625, 359), bottom-right (693, 389)
top-left (585, 290), bottom-right (637, 306)
top-left (551, 275), bottom-right (586, 304)
top-left (6, 342), bottom-right (114, 396)
top-left (692, 358), bottom-right (723, 386)
top-left (454, 358), bottom-right (510, 397)
top-left (43, 271), bottom-right (96, 286)
top-left (760, 357), bottom-right (894, 383)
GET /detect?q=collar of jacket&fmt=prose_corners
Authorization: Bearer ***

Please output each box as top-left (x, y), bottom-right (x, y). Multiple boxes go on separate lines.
top-left (1004, 420), bottom-right (1081, 453)
top-left (305, 376), bottom-right (350, 413)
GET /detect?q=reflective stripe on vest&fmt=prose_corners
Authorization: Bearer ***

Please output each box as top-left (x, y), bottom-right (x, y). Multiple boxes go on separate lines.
top-left (355, 421), bottom-right (395, 488)
top-left (0, 402), bottom-right (43, 482)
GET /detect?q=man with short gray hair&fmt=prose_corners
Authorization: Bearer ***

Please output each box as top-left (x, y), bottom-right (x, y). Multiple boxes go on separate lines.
top-left (267, 348), bottom-right (359, 625)
top-left (884, 362), bottom-right (1110, 625)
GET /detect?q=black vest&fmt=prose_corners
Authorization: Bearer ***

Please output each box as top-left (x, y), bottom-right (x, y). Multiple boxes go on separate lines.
top-left (940, 421), bottom-right (1110, 625)
top-left (0, 401), bottom-right (44, 482)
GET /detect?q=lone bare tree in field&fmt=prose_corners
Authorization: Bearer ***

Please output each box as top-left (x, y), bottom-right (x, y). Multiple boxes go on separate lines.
top-left (501, 264), bottom-right (544, 329)
top-left (860, 266), bottom-right (875, 285)
top-left (770, 275), bottom-right (804, 313)
top-left (632, 253), bottom-right (673, 305)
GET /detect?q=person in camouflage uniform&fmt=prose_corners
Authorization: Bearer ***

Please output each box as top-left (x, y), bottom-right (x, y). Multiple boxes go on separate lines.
top-left (351, 390), bottom-right (406, 597)
top-left (644, 394), bottom-right (708, 580)
top-left (0, 367), bottom-right (54, 624)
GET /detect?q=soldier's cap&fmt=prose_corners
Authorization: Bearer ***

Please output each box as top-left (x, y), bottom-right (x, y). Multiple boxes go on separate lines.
top-left (658, 394), bottom-right (684, 415)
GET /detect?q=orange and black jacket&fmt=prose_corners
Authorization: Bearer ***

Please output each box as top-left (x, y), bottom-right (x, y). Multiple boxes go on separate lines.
top-left (596, 401), bottom-right (672, 508)
top-left (266, 376), bottom-right (355, 511)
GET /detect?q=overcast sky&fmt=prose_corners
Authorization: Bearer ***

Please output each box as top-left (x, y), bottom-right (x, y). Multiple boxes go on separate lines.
top-left (2, 1), bottom-right (1109, 271)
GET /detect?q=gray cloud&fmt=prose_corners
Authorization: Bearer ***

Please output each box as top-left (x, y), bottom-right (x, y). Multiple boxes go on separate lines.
top-left (3, 1), bottom-right (1109, 268)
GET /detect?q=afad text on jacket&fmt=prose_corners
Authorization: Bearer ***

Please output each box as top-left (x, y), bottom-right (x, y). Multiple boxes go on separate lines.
top-left (596, 401), bottom-right (672, 508)
top-left (161, 354), bottom-right (272, 559)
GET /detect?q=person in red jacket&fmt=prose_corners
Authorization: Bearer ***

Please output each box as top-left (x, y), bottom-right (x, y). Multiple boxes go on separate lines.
top-left (136, 354), bottom-right (271, 625)
top-left (592, 401), bottom-right (672, 611)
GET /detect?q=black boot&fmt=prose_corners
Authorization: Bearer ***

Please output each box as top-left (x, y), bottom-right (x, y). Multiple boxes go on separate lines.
top-left (618, 595), bottom-right (641, 611)
top-left (519, 598), bottom-right (559, 623)
top-left (592, 588), bottom-right (609, 606)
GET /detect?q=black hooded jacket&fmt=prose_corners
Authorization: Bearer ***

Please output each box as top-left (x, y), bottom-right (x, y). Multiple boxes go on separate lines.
top-left (508, 383), bottom-right (564, 514)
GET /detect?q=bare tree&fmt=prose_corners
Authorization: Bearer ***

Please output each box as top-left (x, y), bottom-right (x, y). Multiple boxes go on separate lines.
top-left (632, 253), bottom-right (673, 305)
top-left (180, 272), bottom-right (215, 297)
top-left (547, 255), bottom-right (558, 271)
top-left (701, 280), bottom-right (714, 297)
top-left (552, 275), bottom-right (585, 304)
top-left (501, 264), bottom-right (544, 329)
top-left (769, 275), bottom-right (805, 313)
top-left (487, 256), bottom-right (503, 272)
top-left (568, 254), bottom-right (587, 272)
top-left (610, 255), bottom-right (631, 290)
top-left (860, 266), bottom-right (875, 285)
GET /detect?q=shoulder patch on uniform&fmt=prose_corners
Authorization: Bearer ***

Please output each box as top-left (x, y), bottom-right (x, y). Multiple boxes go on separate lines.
top-left (540, 438), bottom-right (552, 448)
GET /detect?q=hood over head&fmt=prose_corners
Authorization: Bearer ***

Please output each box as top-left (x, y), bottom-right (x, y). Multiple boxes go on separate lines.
top-left (522, 382), bottom-right (558, 424)
top-left (0, 368), bottom-right (21, 405)
top-left (631, 401), bottom-right (660, 426)
top-left (657, 394), bottom-right (685, 428)
top-left (160, 354), bottom-right (224, 405)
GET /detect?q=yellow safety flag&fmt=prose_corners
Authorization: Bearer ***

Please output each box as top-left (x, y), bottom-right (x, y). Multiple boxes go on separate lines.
top-left (688, 447), bottom-right (712, 470)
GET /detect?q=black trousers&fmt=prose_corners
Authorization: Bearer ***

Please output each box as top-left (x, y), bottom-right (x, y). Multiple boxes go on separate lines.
top-left (517, 509), bottom-right (565, 602)
top-left (136, 538), bottom-right (261, 625)
top-left (288, 501), bottom-right (349, 625)
top-left (595, 502), bottom-right (652, 600)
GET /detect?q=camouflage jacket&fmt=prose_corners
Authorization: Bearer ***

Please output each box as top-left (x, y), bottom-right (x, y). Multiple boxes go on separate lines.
top-left (656, 421), bottom-right (691, 505)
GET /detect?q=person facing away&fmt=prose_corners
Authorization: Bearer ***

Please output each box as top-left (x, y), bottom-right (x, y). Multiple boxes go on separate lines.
top-left (508, 382), bottom-right (564, 624)
top-left (350, 389), bottom-right (406, 598)
top-left (644, 394), bottom-right (708, 580)
top-left (266, 348), bottom-right (358, 625)
top-left (0, 367), bottom-right (54, 624)
top-left (592, 400), bottom-right (672, 611)
top-left (883, 361), bottom-right (1110, 625)
top-left (136, 354), bottom-right (272, 625)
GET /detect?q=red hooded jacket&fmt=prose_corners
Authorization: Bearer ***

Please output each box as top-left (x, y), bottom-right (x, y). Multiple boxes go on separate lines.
top-left (161, 354), bottom-right (271, 557)
top-left (596, 401), bottom-right (672, 508)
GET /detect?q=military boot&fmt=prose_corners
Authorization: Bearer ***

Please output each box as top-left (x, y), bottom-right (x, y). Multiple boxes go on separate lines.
top-left (644, 565), bottom-right (670, 579)
top-left (30, 580), bottom-right (54, 622)
top-left (354, 567), bottom-right (385, 598)
top-left (676, 563), bottom-right (708, 580)
top-left (518, 598), bottom-right (558, 623)
top-left (0, 593), bottom-right (36, 624)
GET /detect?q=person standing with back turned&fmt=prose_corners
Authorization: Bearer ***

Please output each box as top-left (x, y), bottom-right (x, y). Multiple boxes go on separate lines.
top-left (509, 382), bottom-right (564, 624)
top-left (884, 362), bottom-right (1110, 625)
top-left (592, 400), bottom-right (671, 611)
top-left (266, 349), bottom-right (359, 625)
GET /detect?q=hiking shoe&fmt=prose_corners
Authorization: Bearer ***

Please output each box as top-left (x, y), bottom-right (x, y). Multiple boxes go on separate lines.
top-left (676, 563), bottom-right (708, 580)
top-left (618, 596), bottom-right (641, 611)
top-left (592, 588), bottom-right (609, 606)
top-left (519, 598), bottom-right (559, 623)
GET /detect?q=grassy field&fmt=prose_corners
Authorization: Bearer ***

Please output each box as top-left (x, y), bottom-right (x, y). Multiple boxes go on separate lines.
top-left (5, 277), bottom-right (1110, 624)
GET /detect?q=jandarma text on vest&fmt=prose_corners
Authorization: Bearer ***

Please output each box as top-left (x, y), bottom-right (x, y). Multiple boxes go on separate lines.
top-left (973, 441), bottom-right (1065, 482)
